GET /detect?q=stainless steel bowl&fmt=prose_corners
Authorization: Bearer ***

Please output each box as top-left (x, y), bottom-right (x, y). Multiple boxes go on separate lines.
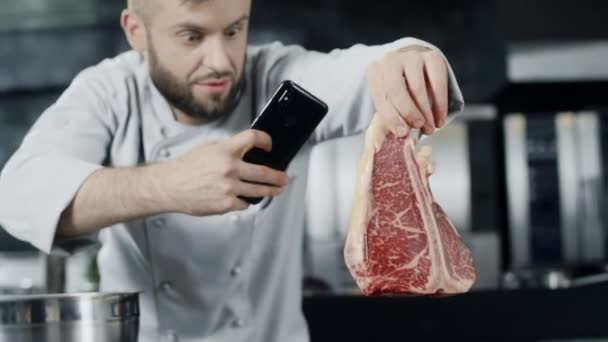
top-left (0, 292), bottom-right (139, 342)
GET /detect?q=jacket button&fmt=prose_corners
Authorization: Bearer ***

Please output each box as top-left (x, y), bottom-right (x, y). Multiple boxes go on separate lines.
top-left (159, 148), bottom-right (171, 158)
top-left (230, 266), bottom-right (242, 277)
top-left (232, 318), bottom-right (245, 328)
top-left (161, 329), bottom-right (178, 342)
top-left (160, 127), bottom-right (169, 137)
top-left (159, 281), bottom-right (174, 293)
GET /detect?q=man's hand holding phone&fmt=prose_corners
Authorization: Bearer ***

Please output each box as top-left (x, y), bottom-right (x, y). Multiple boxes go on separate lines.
top-left (157, 80), bottom-right (326, 216)
top-left (158, 130), bottom-right (288, 216)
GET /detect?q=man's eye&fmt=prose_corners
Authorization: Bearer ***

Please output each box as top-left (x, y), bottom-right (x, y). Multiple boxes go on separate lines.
top-left (225, 26), bottom-right (243, 38)
top-left (180, 31), bottom-right (202, 43)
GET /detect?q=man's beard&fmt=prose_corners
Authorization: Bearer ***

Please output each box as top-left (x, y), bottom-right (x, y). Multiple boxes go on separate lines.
top-left (148, 45), bottom-right (245, 122)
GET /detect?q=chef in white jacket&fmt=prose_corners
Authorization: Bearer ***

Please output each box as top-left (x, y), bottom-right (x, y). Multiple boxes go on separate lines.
top-left (0, 0), bottom-right (464, 341)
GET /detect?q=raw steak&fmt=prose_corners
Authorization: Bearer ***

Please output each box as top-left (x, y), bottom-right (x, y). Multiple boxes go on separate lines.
top-left (344, 116), bottom-right (476, 296)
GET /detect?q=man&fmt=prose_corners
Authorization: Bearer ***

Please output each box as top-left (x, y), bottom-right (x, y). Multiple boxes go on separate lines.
top-left (0, 0), bottom-right (464, 341)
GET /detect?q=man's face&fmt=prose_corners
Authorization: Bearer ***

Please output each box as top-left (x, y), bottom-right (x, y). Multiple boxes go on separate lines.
top-left (142, 0), bottom-right (251, 122)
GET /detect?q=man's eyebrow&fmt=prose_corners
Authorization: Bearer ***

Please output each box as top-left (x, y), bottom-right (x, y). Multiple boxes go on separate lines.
top-left (173, 15), bottom-right (249, 31)
top-left (228, 15), bottom-right (249, 26)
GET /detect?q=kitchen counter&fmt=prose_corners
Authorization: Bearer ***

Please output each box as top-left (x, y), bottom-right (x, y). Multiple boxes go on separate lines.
top-left (302, 283), bottom-right (608, 341)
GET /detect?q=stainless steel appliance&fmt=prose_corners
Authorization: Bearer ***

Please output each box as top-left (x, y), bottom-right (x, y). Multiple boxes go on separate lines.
top-left (0, 292), bottom-right (139, 342)
top-left (504, 111), bottom-right (606, 271)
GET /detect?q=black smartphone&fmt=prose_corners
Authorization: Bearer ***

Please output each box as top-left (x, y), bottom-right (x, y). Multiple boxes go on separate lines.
top-left (240, 80), bottom-right (329, 204)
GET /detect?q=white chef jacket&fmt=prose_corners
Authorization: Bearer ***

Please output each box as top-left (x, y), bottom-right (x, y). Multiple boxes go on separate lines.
top-left (0, 37), bottom-right (463, 342)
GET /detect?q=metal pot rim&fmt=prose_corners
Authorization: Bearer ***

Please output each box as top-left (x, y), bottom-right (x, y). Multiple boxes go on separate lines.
top-left (0, 291), bottom-right (140, 303)
top-left (0, 292), bottom-right (140, 325)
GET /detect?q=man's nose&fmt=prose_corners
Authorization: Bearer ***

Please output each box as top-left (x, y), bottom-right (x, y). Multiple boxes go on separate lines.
top-left (201, 36), bottom-right (231, 73)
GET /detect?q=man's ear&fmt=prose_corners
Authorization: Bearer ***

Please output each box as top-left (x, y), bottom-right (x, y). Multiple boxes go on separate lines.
top-left (121, 9), bottom-right (147, 52)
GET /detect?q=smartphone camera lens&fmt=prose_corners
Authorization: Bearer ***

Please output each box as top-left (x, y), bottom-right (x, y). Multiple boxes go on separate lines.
top-left (279, 90), bottom-right (291, 104)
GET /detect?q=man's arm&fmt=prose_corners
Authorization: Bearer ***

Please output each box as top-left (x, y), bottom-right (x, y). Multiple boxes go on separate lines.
top-left (0, 67), bottom-right (287, 253)
top-left (57, 130), bottom-right (289, 238)
top-left (259, 37), bottom-right (464, 143)
top-left (0, 69), bottom-right (114, 253)
top-left (57, 166), bottom-right (166, 237)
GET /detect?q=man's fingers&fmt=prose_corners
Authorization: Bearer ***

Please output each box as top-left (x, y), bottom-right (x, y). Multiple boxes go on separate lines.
top-left (228, 129), bottom-right (273, 156)
top-left (424, 53), bottom-right (449, 128)
top-left (403, 55), bottom-right (434, 131)
top-left (238, 162), bottom-right (289, 187)
top-left (227, 197), bottom-right (250, 212)
top-left (368, 62), bottom-right (410, 138)
top-left (377, 102), bottom-right (410, 138)
top-left (236, 181), bottom-right (283, 198)
top-left (380, 56), bottom-right (425, 129)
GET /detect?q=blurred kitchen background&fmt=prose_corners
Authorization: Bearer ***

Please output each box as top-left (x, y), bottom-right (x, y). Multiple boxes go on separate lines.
top-left (2, 0), bottom-right (608, 340)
